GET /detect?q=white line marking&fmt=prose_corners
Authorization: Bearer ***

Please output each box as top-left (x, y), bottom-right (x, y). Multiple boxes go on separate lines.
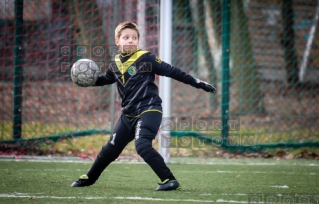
top-left (176, 170), bottom-right (316, 175)
top-left (0, 193), bottom-right (251, 203)
top-left (221, 193), bottom-right (247, 196)
top-left (0, 193), bottom-right (253, 203)
top-left (19, 169), bottom-right (69, 171)
top-left (270, 185), bottom-right (289, 188)
top-left (309, 163), bottom-right (319, 166)
top-left (199, 193), bottom-right (212, 196)
top-left (216, 199), bottom-right (247, 203)
top-left (0, 194), bottom-right (216, 202)
top-left (114, 196), bottom-right (215, 202)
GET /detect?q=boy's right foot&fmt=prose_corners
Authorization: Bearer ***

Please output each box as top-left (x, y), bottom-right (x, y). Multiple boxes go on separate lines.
top-left (156, 179), bottom-right (181, 191)
top-left (71, 174), bottom-right (95, 187)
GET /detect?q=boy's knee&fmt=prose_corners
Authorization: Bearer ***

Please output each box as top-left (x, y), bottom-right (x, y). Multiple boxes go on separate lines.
top-left (98, 142), bottom-right (121, 160)
top-left (135, 137), bottom-right (153, 158)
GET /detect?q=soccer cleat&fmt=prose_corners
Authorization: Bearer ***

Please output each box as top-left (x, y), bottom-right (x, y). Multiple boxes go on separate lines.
top-left (71, 174), bottom-right (95, 187)
top-left (155, 179), bottom-right (181, 191)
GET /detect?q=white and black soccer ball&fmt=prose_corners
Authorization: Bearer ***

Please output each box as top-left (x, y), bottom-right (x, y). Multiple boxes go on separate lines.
top-left (70, 59), bottom-right (100, 87)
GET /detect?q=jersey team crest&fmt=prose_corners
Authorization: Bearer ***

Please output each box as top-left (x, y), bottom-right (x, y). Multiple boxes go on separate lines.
top-left (155, 57), bottom-right (162, 64)
top-left (128, 66), bottom-right (137, 75)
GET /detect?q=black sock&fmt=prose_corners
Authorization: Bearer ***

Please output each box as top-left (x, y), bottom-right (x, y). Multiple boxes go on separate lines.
top-left (162, 175), bottom-right (176, 182)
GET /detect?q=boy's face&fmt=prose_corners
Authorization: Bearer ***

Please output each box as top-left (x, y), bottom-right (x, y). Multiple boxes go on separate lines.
top-left (116, 28), bottom-right (139, 53)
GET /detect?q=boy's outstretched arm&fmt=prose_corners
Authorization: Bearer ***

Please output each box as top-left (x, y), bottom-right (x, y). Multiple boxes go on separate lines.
top-left (148, 54), bottom-right (216, 93)
top-left (93, 65), bottom-right (116, 86)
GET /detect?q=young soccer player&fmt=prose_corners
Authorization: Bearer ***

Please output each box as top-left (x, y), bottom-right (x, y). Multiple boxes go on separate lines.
top-left (71, 21), bottom-right (216, 191)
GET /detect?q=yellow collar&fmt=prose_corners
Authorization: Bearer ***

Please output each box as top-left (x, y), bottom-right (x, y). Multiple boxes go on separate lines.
top-left (120, 49), bottom-right (140, 58)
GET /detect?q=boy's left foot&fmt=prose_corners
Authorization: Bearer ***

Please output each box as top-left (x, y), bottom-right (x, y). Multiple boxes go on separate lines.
top-left (71, 174), bottom-right (95, 187)
top-left (155, 179), bottom-right (181, 191)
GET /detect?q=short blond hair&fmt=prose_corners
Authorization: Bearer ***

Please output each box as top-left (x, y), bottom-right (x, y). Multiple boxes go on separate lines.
top-left (115, 21), bottom-right (140, 40)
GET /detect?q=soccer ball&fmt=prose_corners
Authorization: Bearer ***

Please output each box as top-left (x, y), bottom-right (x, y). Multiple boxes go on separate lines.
top-left (70, 59), bottom-right (100, 87)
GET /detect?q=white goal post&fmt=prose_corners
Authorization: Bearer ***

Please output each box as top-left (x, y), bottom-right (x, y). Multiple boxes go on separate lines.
top-left (158, 0), bottom-right (172, 163)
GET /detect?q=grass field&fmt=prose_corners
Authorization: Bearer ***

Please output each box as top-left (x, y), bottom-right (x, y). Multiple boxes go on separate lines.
top-left (0, 157), bottom-right (318, 203)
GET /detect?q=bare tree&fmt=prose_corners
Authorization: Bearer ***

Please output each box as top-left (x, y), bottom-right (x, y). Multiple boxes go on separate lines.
top-left (281, 0), bottom-right (299, 86)
top-left (230, 0), bottom-right (263, 114)
top-left (189, 0), bottom-right (219, 109)
top-left (70, 0), bottom-right (108, 60)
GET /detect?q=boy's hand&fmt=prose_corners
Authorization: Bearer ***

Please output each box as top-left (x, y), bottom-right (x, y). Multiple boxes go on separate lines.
top-left (193, 78), bottom-right (216, 93)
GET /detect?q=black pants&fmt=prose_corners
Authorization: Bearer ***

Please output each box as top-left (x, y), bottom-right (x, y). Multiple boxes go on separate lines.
top-left (86, 111), bottom-right (175, 182)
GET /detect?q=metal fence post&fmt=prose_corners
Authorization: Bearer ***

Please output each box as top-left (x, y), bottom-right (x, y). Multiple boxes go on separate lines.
top-left (13, 0), bottom-right (24, 139)
top-left (221, 0), bottom-right (230, 146)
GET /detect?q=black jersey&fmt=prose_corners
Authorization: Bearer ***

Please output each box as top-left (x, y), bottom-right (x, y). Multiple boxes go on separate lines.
top-left (94, 49), bottom-right (197, 116)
